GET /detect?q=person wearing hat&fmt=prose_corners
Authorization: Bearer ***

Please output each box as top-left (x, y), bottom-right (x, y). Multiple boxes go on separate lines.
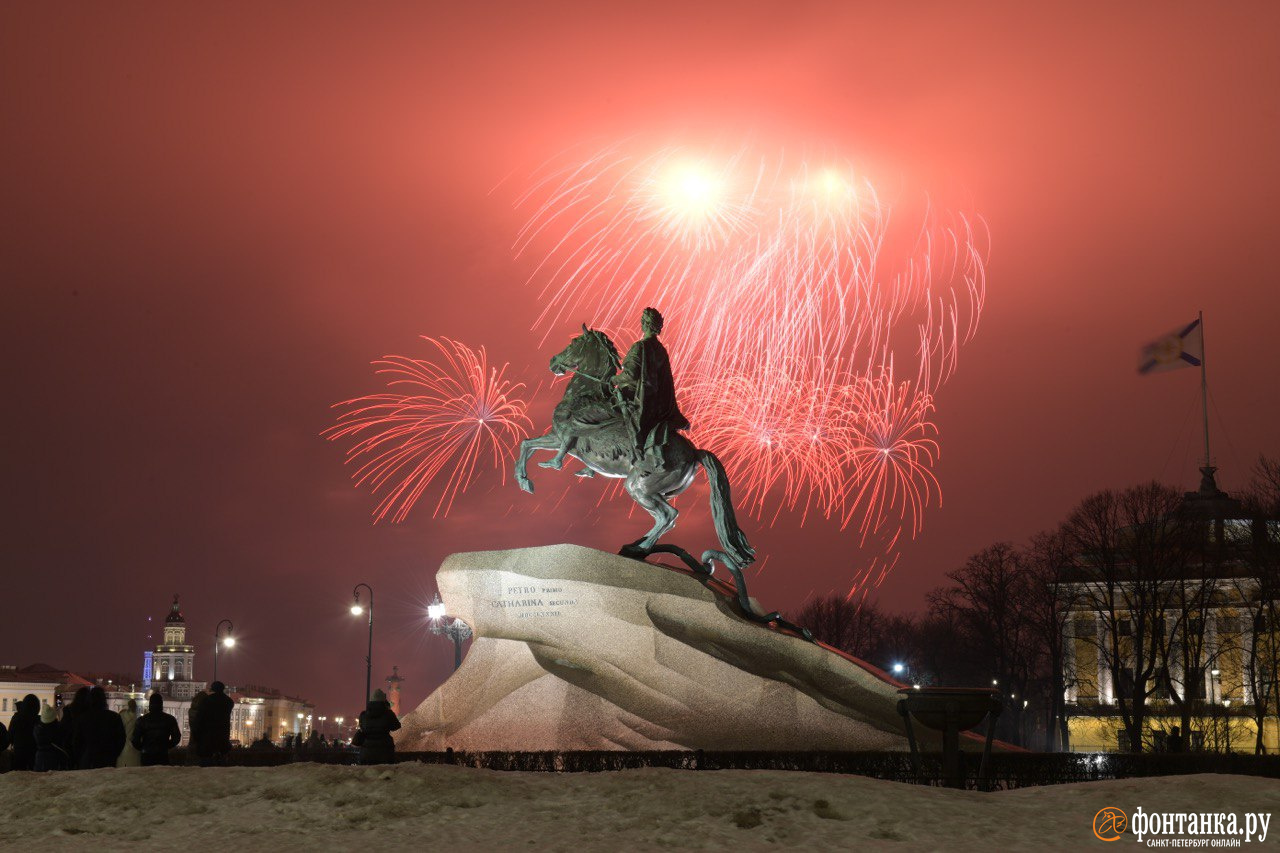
top-left (33, 702), bottom-right (69, 772)
top-left (132, 694), bottom-right (182, 766)
top-left (353, 688), bottom-right (401, 765)
top-left (192, 681), bottom-right (235, 767)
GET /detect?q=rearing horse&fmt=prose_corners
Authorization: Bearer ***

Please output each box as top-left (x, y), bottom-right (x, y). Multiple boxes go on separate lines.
top-left (514, 325), bottom-right (755, 572)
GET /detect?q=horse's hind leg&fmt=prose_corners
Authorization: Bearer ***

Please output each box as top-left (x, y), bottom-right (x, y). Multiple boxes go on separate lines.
top-left (538, 436), bottom-right (574, 470)
top-left (625, 475), bottom-right (678, 551)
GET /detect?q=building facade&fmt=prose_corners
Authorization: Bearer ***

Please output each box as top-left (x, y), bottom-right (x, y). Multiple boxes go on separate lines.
top-left (229, 685), bottom-right (315, 746)
top-left (1062, 471), bottom-right (1280, 753)
top-left (11, 595), bottom-right (317, 749)
top-left (0, 666), bottom-right (61, 717)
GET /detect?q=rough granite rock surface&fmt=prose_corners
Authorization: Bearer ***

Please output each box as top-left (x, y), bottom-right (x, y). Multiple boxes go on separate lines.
top-left (398, 544), bottom-right (946, 751)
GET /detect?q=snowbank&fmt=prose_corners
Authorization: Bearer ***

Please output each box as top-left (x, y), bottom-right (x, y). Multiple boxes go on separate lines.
top-left (1, 764), bottom-right (1275, 851)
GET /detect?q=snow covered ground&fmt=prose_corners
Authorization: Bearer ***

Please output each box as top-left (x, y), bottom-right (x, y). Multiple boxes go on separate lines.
top-left (1, 764), bottom-right (1276, 851)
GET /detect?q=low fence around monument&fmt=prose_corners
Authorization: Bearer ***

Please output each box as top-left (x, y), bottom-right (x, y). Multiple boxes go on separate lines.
top-left (183, 748), bottom-right (1280, 790)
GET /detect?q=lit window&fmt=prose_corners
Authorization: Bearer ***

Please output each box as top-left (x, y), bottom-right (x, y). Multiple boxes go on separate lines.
top-left (1224, 519), bottom-right (1252, 544)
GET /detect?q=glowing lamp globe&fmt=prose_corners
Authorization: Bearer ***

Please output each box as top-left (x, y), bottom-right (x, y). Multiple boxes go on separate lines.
top-left (350, 604), bottom-right (364, 616)
top-left (222, 636), bottom-right (235, 648)
top-left (428, 600), bottom-right (447, 620)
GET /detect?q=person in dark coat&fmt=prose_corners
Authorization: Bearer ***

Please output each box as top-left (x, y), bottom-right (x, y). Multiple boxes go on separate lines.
top-left (33, 703), bottom-right (69, 772)
top-left (59, 686), bottom-right (91, 764)
top-left (1167, 725), bottom-right (1186, 753)
top-left (71, 686), bottom-right (125, 770)
top-left (192, 681), bottom-right (234, 767)
top-left (354, 689), bottom-right (401, 765)
top-left (131, 694), bottom-right (182, 766)
top-left (7, 694), bottom-right (40, 771)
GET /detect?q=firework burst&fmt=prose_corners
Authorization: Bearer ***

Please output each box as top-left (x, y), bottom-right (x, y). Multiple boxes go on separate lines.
top-left (516, 143), bottom-right (988, 591)
top-left (328, 142), bottom-right (987, 599)
top-left (326, 337), bottom-right (533, 521)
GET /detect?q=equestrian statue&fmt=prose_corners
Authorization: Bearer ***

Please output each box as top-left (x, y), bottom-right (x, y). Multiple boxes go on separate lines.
top-left (515, 307), bottom-right (807, 635)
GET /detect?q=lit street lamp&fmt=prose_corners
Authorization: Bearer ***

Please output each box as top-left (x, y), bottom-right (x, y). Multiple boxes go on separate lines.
top-left (351, 583), bottom-right (374, 709)
top-left (213, 619), bottom-right (235, 682)
top-left (428, 593), bottom-right (472, 670)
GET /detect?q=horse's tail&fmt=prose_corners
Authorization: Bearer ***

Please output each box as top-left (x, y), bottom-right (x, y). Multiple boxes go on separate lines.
top-left (697, 449), bottom-right (755, 567)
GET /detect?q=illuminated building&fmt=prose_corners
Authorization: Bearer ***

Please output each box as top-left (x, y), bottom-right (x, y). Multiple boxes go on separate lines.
top-left (228, 685), bottom-right (314, 746)
top-left (1062, 469), bottom-right (1280, 753)
top-left (0, 665), bottom-right (61, 715)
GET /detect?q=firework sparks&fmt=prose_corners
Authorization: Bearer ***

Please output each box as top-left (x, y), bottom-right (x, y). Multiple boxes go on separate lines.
top-left (328, 143), bottom-right (986, 598)
top-left (516, 143), bottom-right (988, 588)
top-left (326, 337), bottom-right (533, 521)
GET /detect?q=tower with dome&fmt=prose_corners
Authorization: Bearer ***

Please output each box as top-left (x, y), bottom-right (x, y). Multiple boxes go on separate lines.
top-left (144, 595), bottom-right (206, 702)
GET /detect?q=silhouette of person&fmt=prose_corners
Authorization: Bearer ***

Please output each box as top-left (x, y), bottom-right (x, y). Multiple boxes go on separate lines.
top-left (71, 686), bottom-right (125, 770)
top-left (192, 681), bottom-right (234, 767)
top-left (132, 694), bottom-right (182, 766)
top-left (354, 688), bottom-right (401, 765)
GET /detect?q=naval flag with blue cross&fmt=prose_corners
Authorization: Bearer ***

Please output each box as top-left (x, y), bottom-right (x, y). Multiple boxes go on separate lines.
top-left (1138, 318), bottom-right (1204, 375)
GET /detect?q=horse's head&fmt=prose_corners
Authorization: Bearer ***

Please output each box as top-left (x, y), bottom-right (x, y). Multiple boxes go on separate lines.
top-left (550, 324), bottom-right (620, 379)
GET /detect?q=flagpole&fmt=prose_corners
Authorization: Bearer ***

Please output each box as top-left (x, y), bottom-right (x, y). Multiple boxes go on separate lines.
top-left (1199, 309), bottom-right (1210, 471)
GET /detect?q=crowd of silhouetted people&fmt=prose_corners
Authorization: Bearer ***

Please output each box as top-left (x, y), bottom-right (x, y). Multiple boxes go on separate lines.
top-left (2, 682), bottom-right (403, 771)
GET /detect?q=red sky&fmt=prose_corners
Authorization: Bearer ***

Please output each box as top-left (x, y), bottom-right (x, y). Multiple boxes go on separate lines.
top-left (4, 2), bottom-right (1278, 721)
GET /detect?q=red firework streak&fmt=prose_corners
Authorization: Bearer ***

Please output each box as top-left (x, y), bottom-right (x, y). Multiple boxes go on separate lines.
top-left (325, 338), bottom-right (533, 521)
top-left (516, 144), bottom-right (987, 595)
top-left (328, 144), bottom-right (987, 600)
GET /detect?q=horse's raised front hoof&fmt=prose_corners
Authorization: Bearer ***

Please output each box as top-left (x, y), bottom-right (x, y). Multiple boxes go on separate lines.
top-left (574, 468), bottom-right (594, 478)
top-left (518, 478), bottom-right (534, 494)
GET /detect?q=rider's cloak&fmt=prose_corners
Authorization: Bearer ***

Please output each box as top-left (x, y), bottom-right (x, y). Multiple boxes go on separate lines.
top-left (616, 335), bottom-right (690, 453)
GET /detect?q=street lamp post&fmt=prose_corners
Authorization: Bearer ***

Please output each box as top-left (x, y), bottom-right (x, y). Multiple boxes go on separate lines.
top-left (213, 619), bottom-right (235, 682)
top-left (351, 583), bottom-right (374, 708)
top-left (1211, 668), bottom-right (1222, 752)
top-left (428, 593), bottom-right (472, 670)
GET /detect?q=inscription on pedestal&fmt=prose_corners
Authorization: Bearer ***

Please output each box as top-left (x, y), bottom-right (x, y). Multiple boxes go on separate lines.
top-left (491, 583), bottom-right (579, 619)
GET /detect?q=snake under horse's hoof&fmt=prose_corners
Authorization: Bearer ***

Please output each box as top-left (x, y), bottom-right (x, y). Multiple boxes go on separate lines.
top-left (619, 542), bottom-right (814, 642)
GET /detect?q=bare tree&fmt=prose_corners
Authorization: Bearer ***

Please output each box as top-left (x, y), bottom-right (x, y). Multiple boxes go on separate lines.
top-left (1160, 568), bottom-right (1217, 747)
top-left (1234, 456), bottom-right (1280, 754)
top-left (1024, 530), bottom-right (1082, 751)
top-left (865, 612), bottom-right (926, 678)
top-left (928, 543), bottom-right (1041, 746)
top-left (1062, 483), bottom-right (1192, 752)
top-left (1243, 455), bottom-right (1280, 517)
top-left (791, 592), bottom-right (883, 660)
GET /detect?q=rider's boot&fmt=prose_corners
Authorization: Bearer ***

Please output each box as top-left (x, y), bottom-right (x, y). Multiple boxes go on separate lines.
top-left (575, 468), bottom-right (594, 478)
